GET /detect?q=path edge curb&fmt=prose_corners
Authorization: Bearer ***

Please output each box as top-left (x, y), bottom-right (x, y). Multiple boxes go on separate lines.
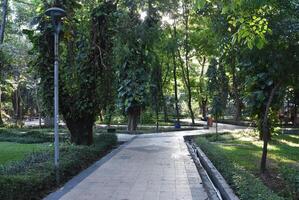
top-left (185, 137), bottom-right (239, 200)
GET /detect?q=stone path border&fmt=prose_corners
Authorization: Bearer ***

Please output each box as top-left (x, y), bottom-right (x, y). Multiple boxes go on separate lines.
top-left (185, 138), bottom-right (239, 200)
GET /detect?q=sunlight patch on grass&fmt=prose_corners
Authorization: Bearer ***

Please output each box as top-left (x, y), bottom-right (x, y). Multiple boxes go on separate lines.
top-left (208, 131), bottom-right (299, 172)
top-left (278, 139), bottom-right (299, 147)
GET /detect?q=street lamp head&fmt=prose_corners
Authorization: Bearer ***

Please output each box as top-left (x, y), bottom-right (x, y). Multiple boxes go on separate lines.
top-left (45, 7), bottom-right (66, 33)
top-left (45, 7), bottom-right (66, 18)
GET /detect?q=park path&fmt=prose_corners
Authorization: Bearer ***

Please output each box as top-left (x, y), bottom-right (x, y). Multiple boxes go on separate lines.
top-left (45, 124), bottom-right (250, 200)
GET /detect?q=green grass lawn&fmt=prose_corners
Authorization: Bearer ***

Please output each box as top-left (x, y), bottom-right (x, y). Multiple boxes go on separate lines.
top-left (208, 132), bottom-right (299, 171)
top-left (0, 142), bottom-right (48, 164)
top-left (195, 131), bottom-right (299, 200)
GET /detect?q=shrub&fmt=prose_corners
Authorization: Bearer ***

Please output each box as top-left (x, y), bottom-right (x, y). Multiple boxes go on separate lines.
top-left (0, 134), bottom-right (117, 200)
top-left (279, 165), bottom-right (299, 199)
top-left (0, 128), bottom-right (69, 143)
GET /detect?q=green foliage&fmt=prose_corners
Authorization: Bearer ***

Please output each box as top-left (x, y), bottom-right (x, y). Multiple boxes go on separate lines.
top-left (0, 133), bottom-right (117, 200)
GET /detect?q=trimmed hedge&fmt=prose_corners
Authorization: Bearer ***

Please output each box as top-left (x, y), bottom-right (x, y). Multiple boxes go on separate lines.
top-left (0, 129), bottom-right (69, 143)
top-left (0, 134), bottom-right (117, 200)
top-left (195, 137), bottom-right (284, 200)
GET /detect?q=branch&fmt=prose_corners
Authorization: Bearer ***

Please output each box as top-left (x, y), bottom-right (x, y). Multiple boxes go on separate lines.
top-left (14, 0), bottom-right (34, 6)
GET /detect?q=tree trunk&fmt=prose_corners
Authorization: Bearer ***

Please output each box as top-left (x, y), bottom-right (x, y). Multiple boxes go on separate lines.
top-left (172, 52), bottom-right (180, 124)
top-left (260, 83), bottom-right (280, 173)
top-left (170, 21), bottom-right (181, 125)
top-left (232, 65), bottom-right (242, 122)
top-left (13, 88), bottom-right (21, 126)
top-left (161, 91), bottom-right (168, 122)
top-left (216, 117), bottom-right (218, 135)
top-left (0, 0), bottom-right (8, 126)
top-left (155, 103), bottom-right (159, 132)
top-left (0, 0), bottom-right (8, 44)
top-left (65, 117), bottom-right (94, 145)
top-left (44, 116), bottom-right (54, 127)
top-left (293, 104), bottom-right (298, 126)
top-left (177, 49), bottom-right (195, 125)
top-left (0, 87), bottom-right (3, 126)
top-left (161, 62), bottom-right (170, 123)
top-left (187, 87), bottom-right (195, 125)
top-left (201, 98), bottom-right (208, 120)
top-left (198, 57), bottom-right (207, 120)
top-left (35, 87), bottom-right (41, 128)
top-left (234, 98), bottom-right (242, 122)
top-left (39, 113), bottom-right (42, 128)
top-left (127, 107), bottom-right (141, 132)
top-left (99, 110), bottom-right (103, 122)
top-left (182, 2), bottom-right (195, 125)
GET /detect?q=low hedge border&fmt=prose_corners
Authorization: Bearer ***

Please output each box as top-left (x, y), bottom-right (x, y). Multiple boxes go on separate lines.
top-left (195, 136), bottom-right (284, 200)
top-left (0, 134), bottom-right (117, 200)
top-left (0, 129), bottom-right (69, 143)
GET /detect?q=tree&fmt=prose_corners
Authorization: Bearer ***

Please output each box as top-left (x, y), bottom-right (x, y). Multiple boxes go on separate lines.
top-left (115, 1), bottom-right (160, 132)
top-left (0, 0), bottom-right (8, 44)
top-left (90, 1), bottom-right (117, 126)
top-left (207, 58), bottom-right (229, 133)
top-left (180, 0), bottom-right (195, 125)
top-left (197, 0), bottom-right (299, 173)
top-left (29, 0), bottom-right (118, 145)
top-left (169, 19), bottom-right (181, 126)
top-left (0, 0), bottom-right (8, 126)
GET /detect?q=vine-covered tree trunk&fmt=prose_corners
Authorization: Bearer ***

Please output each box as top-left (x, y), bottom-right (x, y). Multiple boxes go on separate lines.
top-left (127, 107), bottom-right (141, 132)
top-left (65, 116), bottom-right (94, 145)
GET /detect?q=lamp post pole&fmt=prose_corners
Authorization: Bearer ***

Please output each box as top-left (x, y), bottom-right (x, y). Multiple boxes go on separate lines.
top-left (54, 22), bottom-right (59, 169)
top-left (45, 7), bottom-right (66, 183)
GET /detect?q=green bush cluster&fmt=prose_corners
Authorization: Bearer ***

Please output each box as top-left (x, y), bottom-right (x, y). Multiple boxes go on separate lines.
top-left (279, 165), bottom-right (299, 198)
top-left (0, 134), bottom-right (117, 200)
top-left (195, 137), bottom-right (284, 200)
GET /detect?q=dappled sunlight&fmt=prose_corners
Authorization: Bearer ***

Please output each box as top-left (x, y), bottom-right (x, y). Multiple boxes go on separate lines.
top-left (277, 139), bottom-right (299, 147)
top-left (269, 154), bottom-right (298, 166)
top-left (215, 143), bottom-right (261, 171)
top-left (209, 131), bottom-right (299, 173)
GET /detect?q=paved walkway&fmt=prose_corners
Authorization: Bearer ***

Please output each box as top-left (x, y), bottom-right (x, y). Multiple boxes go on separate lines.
top-left (45, 124), bottom-right (251, 200)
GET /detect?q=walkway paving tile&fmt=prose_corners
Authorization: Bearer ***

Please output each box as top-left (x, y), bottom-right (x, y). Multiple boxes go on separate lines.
top-left (46, 124), bottom-right (250, 200)
top-left (53, 136), bottom-right (208, 200)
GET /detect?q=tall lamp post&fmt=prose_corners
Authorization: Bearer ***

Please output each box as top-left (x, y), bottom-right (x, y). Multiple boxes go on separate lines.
top-left (45, 7), bottom-right (66, 178)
